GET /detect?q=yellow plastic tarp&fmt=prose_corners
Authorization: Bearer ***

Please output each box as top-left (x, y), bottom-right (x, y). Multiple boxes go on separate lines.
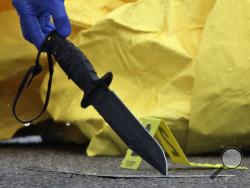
top-left (186, 0), bottom-right (250, 154)
top-left (1, 0), bottom-right (249, 155)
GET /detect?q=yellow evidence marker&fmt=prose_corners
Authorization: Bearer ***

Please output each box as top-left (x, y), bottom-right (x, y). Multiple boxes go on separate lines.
top-left (120, 117), bottom-right (247, 170)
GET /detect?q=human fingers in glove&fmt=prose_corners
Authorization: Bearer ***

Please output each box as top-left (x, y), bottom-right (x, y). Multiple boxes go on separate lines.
top-left (12, 0), bottom-right (71, 49)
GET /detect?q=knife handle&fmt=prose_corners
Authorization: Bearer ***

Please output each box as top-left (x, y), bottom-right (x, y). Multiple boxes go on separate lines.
top-left (49, 34), bottom-right (113, 108)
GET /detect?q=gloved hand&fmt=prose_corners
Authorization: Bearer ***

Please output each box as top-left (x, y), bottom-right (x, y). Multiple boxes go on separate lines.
top-left (12, 0), bottom-right (71, 49)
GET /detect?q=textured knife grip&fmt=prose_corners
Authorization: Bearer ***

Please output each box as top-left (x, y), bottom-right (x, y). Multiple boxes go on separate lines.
top-left (49, 34), bottom-right (113, 108)
top-left (50, 35), bottom-right (99, 94)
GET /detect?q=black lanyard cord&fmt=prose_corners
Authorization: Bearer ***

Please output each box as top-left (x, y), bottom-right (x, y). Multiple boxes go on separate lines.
top-left (12, 33), bottom-right (54, 124)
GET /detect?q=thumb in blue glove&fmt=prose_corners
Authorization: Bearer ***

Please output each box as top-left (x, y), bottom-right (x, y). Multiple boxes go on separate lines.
top-left (12, 0), bottom-right (71, 49)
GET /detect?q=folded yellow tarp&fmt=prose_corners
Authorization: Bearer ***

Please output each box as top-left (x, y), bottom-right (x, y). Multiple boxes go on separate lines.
top-left (1, 0), bottom-right (249, 155)
top-left (186, 0), bottom-right (250, 154)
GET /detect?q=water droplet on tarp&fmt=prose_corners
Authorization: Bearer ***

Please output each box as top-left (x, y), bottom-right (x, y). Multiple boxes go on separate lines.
top-left (228, 67), bottom-right (233, 72)
top-left (129, 16), bottom-right (137, 23)
top-left (23, 123), bottom-right (31, 127)
top-left (66, 122), bottom-right (71, 126)
top-left (219, 28), bottom-right (224, 33)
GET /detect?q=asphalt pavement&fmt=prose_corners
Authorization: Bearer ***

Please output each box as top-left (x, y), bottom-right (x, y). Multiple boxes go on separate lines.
top-left (0, 143), bottom-right (249, 188)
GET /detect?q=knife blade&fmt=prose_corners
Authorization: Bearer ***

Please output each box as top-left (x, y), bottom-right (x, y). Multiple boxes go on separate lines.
top-left (49, 34), bottom-right (168, 175)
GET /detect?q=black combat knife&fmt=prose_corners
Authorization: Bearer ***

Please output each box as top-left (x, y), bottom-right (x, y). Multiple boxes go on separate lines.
top-left (13, 32), bottom-right (168, 175)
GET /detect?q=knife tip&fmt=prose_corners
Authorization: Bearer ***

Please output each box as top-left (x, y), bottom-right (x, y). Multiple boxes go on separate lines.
top-left (159, 163), bottom-right (168, 176)
top-left (154, 152), bottom-right (168, 176)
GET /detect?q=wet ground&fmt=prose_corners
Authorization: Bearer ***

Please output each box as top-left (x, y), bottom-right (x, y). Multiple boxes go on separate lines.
top-left (0, 142), bottom-right (249, 188)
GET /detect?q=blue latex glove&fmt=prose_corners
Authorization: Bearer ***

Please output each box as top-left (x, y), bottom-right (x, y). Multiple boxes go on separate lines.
top-left (12, 0), bottom-right (71, 49)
